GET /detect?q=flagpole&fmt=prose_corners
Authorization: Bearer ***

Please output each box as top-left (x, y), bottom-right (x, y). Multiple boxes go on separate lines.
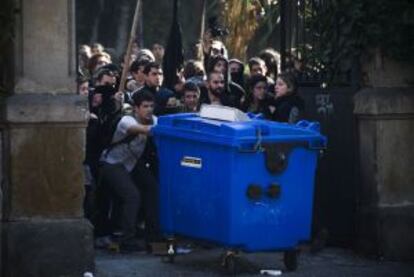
top-left (199, 0), bottom-right (206, 60)
top-left (199, 0), bottom-right (206, 40)
top-left (119, 0), bottom-right (142, 92)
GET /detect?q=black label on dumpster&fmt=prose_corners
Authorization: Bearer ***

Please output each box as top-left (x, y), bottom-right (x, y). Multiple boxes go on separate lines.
top-left (181, 156), bottom-right (202, 169)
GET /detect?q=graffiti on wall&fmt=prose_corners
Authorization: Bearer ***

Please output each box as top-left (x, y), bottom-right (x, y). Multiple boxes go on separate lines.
top-left (315, 94), bottom-right (334, 116)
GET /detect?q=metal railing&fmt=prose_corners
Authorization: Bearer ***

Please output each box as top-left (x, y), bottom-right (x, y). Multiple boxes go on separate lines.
top-left (279, 0), bottom-right (356, 87)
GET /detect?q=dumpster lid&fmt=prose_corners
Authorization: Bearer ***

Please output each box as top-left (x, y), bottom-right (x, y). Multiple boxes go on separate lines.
top-left (199, 104), bottom-right (251, 122)
top-left (154, 113), bottom-right (327, 149)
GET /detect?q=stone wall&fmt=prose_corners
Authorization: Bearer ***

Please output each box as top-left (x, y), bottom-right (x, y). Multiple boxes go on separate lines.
top-left (354, 88), bottom-right (414, 260)
top-left (1, 94), bottom-right (95, 277)
top-left (361, 49), bottom-right (414, 88)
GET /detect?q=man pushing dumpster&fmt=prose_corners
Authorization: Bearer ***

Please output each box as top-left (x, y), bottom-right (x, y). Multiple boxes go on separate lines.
top-left (98, 91), bottom-right (161, 252)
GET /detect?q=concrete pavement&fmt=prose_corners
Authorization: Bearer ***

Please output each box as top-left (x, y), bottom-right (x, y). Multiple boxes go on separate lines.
top-left (95, 246), bottom-right (414, 277)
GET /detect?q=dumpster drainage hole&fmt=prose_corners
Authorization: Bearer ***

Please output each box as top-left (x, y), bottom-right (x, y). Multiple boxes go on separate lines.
top-left (247, 185), bottom-right (263, 200)
top-left (267, 184), bottom-right (281, 199)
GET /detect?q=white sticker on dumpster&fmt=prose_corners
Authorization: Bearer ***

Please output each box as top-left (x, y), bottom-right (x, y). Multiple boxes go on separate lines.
top-left (181, 156), bottom-right (202, 169)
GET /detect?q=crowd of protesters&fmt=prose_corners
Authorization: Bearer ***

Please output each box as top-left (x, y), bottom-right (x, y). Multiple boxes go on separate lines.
top-left (77, 32), bottom-right (305, 253)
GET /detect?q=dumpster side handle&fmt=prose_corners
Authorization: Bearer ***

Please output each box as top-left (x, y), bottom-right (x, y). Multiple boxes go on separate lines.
top-left (238, 126), bottom-right (265, 153)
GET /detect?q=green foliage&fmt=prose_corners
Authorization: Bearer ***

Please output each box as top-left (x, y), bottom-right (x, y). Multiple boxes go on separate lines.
top-left (247, 1), bottom-right (280, 57)
top-left (307, 0), bottom-right (414, 78)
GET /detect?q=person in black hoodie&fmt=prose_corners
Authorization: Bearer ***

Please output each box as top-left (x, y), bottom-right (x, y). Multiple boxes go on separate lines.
top-left (269, 72), bottom-right (304, 124)
top-left (85, 84), bottom-right (125, 242)
top-left (228, 58), bottom-right (246, 90)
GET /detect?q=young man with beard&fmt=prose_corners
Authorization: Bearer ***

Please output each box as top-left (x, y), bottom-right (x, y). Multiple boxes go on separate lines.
top-left (206, 70), bottom-right (226, 105)
top-left (206, 56), bottom-right (246, 109)
top-left (99, 91), bottom-right (160, 252)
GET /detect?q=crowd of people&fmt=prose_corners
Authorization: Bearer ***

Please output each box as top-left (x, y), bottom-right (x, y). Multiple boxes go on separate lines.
top-left (77, 34), bottom-right (305, 253)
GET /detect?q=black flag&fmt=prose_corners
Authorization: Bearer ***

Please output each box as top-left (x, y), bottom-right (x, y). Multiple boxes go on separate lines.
top-left (162, 0), bottom-right (184, 90)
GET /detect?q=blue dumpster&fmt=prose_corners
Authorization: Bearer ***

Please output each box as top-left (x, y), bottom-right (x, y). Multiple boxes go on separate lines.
top-left (153, 111), bottom-right (326, 269)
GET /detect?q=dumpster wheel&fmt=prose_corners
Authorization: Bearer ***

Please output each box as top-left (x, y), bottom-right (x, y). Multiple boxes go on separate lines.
top-left (167, 242), bottom-right (176, 263)
top-left (160, 240), bottom-right (176, 263)
top-left (167, 241), bottom-right (176, 263)
top-left (222, 251), bottom-right (238, 275)
top-left (283, 249), bottom-right (298, 271)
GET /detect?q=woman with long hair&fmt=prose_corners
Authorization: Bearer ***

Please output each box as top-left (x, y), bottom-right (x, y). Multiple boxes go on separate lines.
top-left (269, 72), bottom-right (304, 123)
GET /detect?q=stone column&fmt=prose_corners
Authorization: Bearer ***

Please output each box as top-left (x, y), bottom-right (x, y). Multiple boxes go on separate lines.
top-left (354, 52), bottom-right (414, 260)
top-left (1, 0), bottom-right (94, 276)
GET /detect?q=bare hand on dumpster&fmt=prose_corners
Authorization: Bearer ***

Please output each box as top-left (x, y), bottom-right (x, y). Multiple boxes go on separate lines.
top-left (127, 124), bottom-right (152, 136)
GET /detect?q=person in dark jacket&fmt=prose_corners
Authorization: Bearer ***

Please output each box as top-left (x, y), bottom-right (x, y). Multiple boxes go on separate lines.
top-left (241, 74), bottom-right (273, 119)
top-left (258, 48), bottom-right (280, 82)
top-left (132, 62), bottom-right (174, 116)
top-left (269, 72), bottom-right (304, 123)
top-left (228, 58), bottom-right (246, 90)
top-left (248, 56), bottom-right (275, 86)
top-left (205, 55), bottom-right (245, 109)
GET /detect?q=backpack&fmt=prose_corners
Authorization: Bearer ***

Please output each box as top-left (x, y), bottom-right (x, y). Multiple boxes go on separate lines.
top-left (98, 111), bottom-right (135, 157)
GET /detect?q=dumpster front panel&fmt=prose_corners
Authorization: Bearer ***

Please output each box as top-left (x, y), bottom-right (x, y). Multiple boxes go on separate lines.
top-left (157, 136), bottom-right (318, 251)
top-left (157, 136), bottom-right (234, 244)
top-left (226, 146), bottom-right (318, 251)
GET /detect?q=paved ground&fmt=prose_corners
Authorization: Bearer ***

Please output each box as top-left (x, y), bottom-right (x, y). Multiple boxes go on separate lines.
top-left (95, 246), bottom-right (414, 277)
